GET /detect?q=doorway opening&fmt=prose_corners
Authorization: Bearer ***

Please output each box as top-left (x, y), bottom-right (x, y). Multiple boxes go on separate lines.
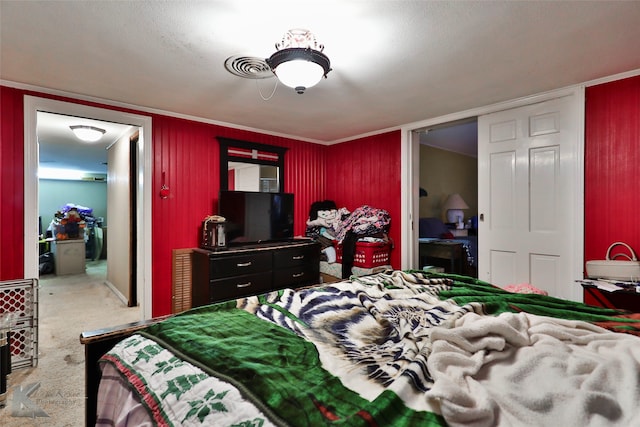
top-left (416, 118), bottom-right (479, 277)
top-left (37, 111), bottom-right (139, 307)
top-left (23, 96), bottom-right (153, 320)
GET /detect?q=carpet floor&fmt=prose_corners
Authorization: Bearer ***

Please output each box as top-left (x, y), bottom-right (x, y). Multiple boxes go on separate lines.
top-left (0, 260), bottom-right (141, 426)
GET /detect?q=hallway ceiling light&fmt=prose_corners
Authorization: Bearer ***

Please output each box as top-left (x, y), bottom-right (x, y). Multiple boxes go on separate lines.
top-left (70, 125), bottom-right (106, 142)
top-left (266, 29), bottom-right (331, 94)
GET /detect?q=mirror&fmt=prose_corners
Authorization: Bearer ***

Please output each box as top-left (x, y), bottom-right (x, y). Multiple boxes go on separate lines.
top-left (218, 137), bottom-right (287, 193)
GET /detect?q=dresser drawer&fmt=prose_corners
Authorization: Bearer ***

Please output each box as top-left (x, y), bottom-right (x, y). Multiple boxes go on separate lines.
top-left (274, 264), bottom-right (320, 288)
top-left (273, 245), bottom-right (319, 269)
top-left (209, 272), bottom-right (272, 303)
top-left (209, 252), bottom-right (271, 278)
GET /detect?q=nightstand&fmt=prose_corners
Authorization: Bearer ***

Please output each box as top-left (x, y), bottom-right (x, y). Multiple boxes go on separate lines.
top-left (581, 283), bottom-right (640, 312)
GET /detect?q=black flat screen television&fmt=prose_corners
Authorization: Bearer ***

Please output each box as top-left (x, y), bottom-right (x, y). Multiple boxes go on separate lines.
top-left (219, 190), bottom-right (294, 245)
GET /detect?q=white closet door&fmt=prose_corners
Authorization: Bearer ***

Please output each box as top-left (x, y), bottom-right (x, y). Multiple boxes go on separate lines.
top-left (477, 94), bottom-right (581, 300)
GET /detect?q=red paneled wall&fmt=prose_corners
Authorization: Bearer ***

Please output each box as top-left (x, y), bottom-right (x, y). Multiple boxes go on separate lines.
top-left (0, 87), bottom-right (25, 280)
top-left (151, 116), bottom-right (221, 315)
top-left (151, 121), bottom-right (328, 314)
top-left (0, 85), bottom-right (329, 316)
top-left (584, 75), bottom-right (640, 270)
top-left (4, 75), bottom-right (636, 315)
top-left (325, 131), bottom-right (402, 268)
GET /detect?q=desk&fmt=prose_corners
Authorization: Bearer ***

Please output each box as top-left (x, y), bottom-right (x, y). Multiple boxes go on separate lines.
top-left (581, 284), bottom-right (640, 312)
top-left (38, 237), bottom-right (54, 255)
top-left (419, 239), bottom-right (464, 274)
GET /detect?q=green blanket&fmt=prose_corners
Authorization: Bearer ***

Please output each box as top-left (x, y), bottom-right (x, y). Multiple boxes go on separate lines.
top-left (139, 301), bottom-right (446, 426)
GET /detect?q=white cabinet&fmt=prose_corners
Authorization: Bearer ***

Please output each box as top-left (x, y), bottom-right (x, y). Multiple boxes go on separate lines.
top-left (52, 240), bottom-right (85, 275)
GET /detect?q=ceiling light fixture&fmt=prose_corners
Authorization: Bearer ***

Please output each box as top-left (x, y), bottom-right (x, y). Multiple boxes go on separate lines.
top-left (266, 29), bottom-right (331, 94)
top-left (70, 125), bottom-right (106, 142)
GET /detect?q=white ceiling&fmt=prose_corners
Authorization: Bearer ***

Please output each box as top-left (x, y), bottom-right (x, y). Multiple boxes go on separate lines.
top-left (2, 1), bottom-right (640, 170)
top-left (36, 112), bottom-right (134, 174)
top-left (421, 119), bottom-right (478, 158)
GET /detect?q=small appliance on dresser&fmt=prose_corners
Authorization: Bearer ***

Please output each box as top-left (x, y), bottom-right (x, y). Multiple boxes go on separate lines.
top-left (201, 215), bottom-right (226, 250)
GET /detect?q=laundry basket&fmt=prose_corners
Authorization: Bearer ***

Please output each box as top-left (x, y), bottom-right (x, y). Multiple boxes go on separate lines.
top-left (335, 241), bottom-right (392, 268)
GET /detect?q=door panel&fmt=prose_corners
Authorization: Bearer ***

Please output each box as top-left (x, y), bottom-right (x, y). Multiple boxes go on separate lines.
top-left (490, 250), bottom-right (517, 286)
top-left (478, 95), bottom-right (580, 300)
top-left (530, 253), bottom-right (559, 291)
top-left (530, 146), bottom-right (559, 232)
top-left (489, 151), bottom-right (516, 230)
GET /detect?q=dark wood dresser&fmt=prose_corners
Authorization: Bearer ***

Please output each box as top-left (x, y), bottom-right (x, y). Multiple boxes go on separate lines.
top-left (192, 239), bottom-right (320, 307)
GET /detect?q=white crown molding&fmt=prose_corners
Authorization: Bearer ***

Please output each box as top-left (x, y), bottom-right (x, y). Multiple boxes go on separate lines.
top-left (4, 67), bottom-right (639, 147)
top-left (583, 68), bottom-right (640, 87)
top-left (1, 79), bottom-right (329, 145)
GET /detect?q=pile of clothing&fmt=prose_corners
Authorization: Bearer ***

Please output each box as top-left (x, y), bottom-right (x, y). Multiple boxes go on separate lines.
top-left (305, 200), bottom-right (391, 278)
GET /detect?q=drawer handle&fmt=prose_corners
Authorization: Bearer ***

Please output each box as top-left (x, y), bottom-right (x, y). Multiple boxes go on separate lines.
top-left (236, 282), bottom-right (252, 288)
top-left (292, 272), bottom-right (304, 278)
top-left (236, 262), bottom-right (252, 267)
top-left (292, 255), bottom-right (305, 260)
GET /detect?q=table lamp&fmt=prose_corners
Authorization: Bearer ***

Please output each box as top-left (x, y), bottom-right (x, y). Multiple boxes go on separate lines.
top-left (443, 193), bottom-right (469, 227)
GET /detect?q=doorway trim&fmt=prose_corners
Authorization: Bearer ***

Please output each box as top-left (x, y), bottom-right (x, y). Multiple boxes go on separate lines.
top-left (23, 96), bottom-right (153, 320)
top-left (400, 85), bottom-right (585, 301)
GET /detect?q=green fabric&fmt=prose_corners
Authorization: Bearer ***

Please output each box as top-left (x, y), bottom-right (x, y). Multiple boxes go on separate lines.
top-left (409, 270), bottom-right (640, 330)
top-left (140, 302), bottom-right (445, 427)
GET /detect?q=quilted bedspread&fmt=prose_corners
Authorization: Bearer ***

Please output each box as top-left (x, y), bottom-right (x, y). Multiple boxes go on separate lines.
top-left (99, 271), bottom-right (640, 427)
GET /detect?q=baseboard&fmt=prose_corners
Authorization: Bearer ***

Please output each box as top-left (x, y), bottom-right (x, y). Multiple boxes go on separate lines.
top-left (104, 280), bottom-right (128, 306)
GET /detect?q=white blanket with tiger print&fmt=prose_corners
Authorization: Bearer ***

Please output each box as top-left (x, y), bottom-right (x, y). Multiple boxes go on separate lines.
top-left (239, 270), bottom-right (485, 415)
top-left (240, 271), bottom-right (640, 426)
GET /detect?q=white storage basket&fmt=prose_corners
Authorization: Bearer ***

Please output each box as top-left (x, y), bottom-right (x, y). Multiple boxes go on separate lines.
top-left (586, 242), bottom-right (640, 281)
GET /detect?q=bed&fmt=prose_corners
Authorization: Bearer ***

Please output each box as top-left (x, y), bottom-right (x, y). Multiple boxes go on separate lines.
top-left (89, 270), bottom-right (640, 426)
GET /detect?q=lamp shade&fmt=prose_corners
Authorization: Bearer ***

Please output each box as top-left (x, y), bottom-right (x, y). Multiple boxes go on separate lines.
top-left (443, 193), bottom-right (469, 223)
top-left (443, 193), bottom-right (469, 210)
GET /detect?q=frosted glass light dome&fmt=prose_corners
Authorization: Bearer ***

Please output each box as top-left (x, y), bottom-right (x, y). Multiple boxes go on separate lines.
top-left (70, 125), bottom-right (105, 142)
top-left (274, 59), bottom-right (325, 90)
